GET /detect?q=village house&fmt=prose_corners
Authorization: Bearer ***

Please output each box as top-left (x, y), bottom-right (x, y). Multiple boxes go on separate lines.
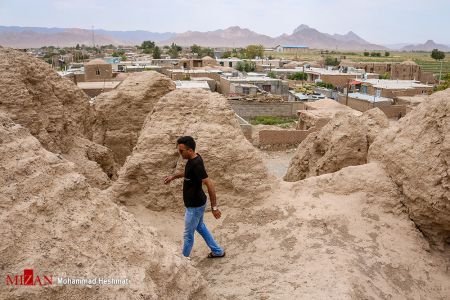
top-left (216, 58), bottom-right (243, 68)
top-left (162, 68), bottom-right (223, 82)
top-left (337, 79), bottom-right (432, 116)
top-left (220, 75), bottom-right (289, 99)
top-left (338, 92), bottom-right (394, 112)
top-left (178, 56), bottom-right (218, 69)
top-left (356, 79), bottom-right (433, 98)
top-left (84, 59), bottom-right (112, 82)
top-left (340, 61), bottom-right (435, 83)
top-left (174, 80), bottom-right (211, 91)
top-left (303, 67), bottom-right (378, 88)
top-left (275, 45), bottom-right (309, 54)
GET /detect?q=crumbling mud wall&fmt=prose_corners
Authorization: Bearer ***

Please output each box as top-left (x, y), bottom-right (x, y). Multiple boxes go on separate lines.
top-left (110, 89), bottom-right (271, 211)
top-left (369, 89), bottom-right (450, 249)
top-left (0, 47), bottom-right (116, 188)
top-left (284, 108), bottom-right (389, 181)
top-left (93, 72), bottom-right (176, 166)
top-left (0, 113), bottom-right (211, 299)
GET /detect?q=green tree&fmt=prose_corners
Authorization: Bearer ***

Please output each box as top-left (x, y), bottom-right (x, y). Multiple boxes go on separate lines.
top-left (379, 72), bottom-right (390, 79)
top-left (141, 40), bottom-right (155, 49)
top-left (244, 44), bottom-right (264, 59)
top-left (221, 51), bottom-right (232, 58)
top-left (236, 62), bottom-right (244, 71)
top-left (431, 48), bottom-right (445, 60)
top-left (431, 48), bottom-right (446, 81)
top-left (141, 40), bottom-right (156, 54)
top-left (434, 73), bottom-right (450, 91)
top-left (112, 49), bottom-right (125, 57)
top-left (201, 47), bottom-right (214, 58)
top-left (363, 51), bottom-right (370, 56)
top-left (288, 72), bottom-right (307, 80)
top-left (316, 82), bottom-right (335, 89)
top-left (245, 61), bottom-right (256, 72)
top-left (236, 61), bottom-right (256, 72)
top-left (267, 71), bottom-right (276, 78)
top-left (152, 46), bottom-right (161, 59)
top-left (191, 44), bottom-right (202, 55)
top-left (168, 43), bottom-right (182, 58)
top-left (385, 51), bottom-right (390, 57)
top-left (324, 56), bottom-right (339, 66)
top-left (172, 43), bottom-right (182, 52)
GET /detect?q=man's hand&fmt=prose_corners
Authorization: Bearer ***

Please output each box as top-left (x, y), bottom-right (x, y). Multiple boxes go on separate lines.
top-left (212, 209), bottom-right (221, 219)
top-left (164, 176), bottom-right (174, 185)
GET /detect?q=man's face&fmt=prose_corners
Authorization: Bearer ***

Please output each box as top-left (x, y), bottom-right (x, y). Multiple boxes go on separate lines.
top-left (178, 144), bottom-right (192, 159)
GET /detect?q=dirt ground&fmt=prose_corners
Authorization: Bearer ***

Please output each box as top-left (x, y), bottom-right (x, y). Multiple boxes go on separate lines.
top-left (127, 162), bottom-right (450, 299)
top-left (258, 148), bottom-right (297, 178)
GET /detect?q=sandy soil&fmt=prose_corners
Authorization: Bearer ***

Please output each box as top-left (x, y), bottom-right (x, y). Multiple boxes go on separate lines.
top-left (258, 149), bottom-right (297, 178)
top-left (128, 163), bottom-right (450, 299)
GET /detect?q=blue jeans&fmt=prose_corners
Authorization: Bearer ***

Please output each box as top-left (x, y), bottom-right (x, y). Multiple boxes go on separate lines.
top-left (182, 203), bottom-right (224, 257)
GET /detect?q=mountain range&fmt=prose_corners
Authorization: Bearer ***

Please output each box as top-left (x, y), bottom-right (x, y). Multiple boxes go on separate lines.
top-left (160, 24), bottom-right (386, 50)
top-left (0, 25), bottom-right (447, 51)
top-left (0, 26), bottom-right (174, 48)
top-left (399, 40), bottom-right (450, 52)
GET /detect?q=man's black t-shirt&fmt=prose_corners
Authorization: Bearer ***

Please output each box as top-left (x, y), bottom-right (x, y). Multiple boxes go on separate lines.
top-left (183, 154), bottom-right (208, 207)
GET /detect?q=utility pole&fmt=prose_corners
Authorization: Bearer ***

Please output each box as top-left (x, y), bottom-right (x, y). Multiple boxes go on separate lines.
top-left (345, 79), bottom-right (350, 106)
top-left (91, 25), bottom-right (95, 49)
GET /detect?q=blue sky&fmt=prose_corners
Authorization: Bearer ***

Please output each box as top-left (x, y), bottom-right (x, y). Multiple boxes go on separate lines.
top-left (1, 0), bottom-right (449, 45)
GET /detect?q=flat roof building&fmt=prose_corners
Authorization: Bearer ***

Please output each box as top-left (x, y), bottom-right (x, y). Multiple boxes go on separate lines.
top-left (84, 59), bottom-right (112, 82)
top-left (220, 75), bottom-right (289, 99)
top-left (175, 80), bottom-right (211, 90)
top-left (358, 79), bottom-right (433, 98)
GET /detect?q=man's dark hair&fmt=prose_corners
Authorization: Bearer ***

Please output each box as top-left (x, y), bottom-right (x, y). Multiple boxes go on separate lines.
top-left (177, 136), bottom-right (196, 151)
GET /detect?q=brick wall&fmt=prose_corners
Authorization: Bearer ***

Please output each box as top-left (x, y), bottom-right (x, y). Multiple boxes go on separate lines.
top-left (229, 100), bottom-right (305, 118)
top-left (337, 94), bottom-right (391, 112)
top-left (259, 127), bottom-right (317, 147)
top-left (321, 74), bottom-right (362, 88)
top-left (378, 105), bottom-right (407, 118)
top-left (85, 64), bottom-right (112, 82)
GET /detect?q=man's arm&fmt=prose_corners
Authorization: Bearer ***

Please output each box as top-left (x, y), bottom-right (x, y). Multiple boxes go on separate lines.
top-left (202, 178), bottom-right (221, 219)
top-left (164, 171), bottom-right (184, 184)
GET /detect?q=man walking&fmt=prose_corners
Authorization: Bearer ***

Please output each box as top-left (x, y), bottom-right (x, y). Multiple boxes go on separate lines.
top-left (164, 136), bottom-right (225, 259)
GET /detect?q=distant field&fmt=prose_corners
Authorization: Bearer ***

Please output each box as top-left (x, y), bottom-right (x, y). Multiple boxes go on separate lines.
top-left (266, 50), bottom-right (450, 75)
top-left (413, 60), bottom-right (450, 75)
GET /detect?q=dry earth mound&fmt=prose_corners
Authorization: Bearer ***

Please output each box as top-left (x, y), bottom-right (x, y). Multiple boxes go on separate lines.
top-left (0, 113), bottom-right (210, 299)
top-left (369, 89), bottom-right (450, 249)
top-left (0, 47), bottom-right (92, 152)
top-left (110, 89), bottom-right (271, 211)
top-left (137, 163), bottom-right (450, 299)
top-left (284, 108), bottom-right (389, 181)
top-left (0, 47), bottom-right (116, 188)
top-left (93, 72), bottom-right (175, 166)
